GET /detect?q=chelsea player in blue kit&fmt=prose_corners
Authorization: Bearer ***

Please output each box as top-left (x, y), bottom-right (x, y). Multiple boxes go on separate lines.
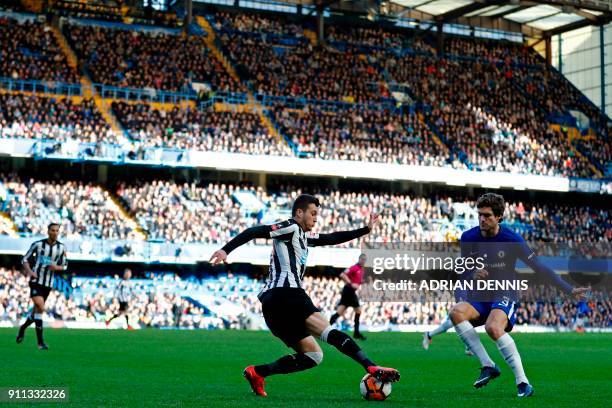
top-left (449, 193), bottom-right (589, 397)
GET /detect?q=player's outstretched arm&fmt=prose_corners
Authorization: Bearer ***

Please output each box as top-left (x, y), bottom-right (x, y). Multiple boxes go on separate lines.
top-left (520, 242), bottom-right (589, 299)
top-left (308, 213), bottom-right (379, 247)
top-left (210, 219), bottom-right (300, 264)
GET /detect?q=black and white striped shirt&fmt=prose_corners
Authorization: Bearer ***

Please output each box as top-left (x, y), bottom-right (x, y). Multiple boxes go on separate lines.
top-left (221, 219), bottom-right (370, 295)
top-left (115, 280), bottom-right (133, 303)
top-left (22, 239), bottom-right (68, 288)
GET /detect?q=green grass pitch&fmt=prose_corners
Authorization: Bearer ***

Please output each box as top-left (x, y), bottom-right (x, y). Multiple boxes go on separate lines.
top-left (1, 329), bottom-right (610, 407)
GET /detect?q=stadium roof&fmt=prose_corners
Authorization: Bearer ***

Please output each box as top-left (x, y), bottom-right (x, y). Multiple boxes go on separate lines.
top-left (318, 0), bottom-right (612, 39)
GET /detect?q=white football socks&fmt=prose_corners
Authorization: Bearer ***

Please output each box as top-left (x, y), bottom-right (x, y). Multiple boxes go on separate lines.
top-left (429, 316), bottom-right (454, 338)
top-left (455, 321), bottom-right (495, 368)
top-left (496, 333), bottom-right (528, 385)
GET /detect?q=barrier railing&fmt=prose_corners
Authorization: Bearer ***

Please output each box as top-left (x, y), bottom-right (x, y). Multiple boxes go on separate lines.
top-left (0, 77), bottom-right (82, 96)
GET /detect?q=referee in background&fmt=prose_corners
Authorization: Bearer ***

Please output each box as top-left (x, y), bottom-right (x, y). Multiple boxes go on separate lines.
top-left (106, 269), bottom-right (134, 330)
top-left (17, 223), bottom-right (68, 350)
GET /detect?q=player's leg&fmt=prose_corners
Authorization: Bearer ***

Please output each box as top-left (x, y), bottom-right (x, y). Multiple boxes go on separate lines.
top-left (423, 314), bottom-right (454, 350)
top-left (244, 336), bottom-right (323, 397)
top-left (17, 307), bottom-right (36, 343)
top-left (306, 312), bottom-right (400, 382)
top-left (124, 308), bottom-right (133, 329)
top-left (254, 336), bottom-right (323, 378)
top-left (31, 295), bottom-right (47, 349)
top-left (106, 303), bottom-right (120, 326)
top-left (330, 304), bottom-right (346, 325)
top-left (244, 289), bottom-right (325, 396)
top-left (18, 283), bottom-right (41, 342)
top-left (450, 302), bottom-right (499, 387)
top-left (486, 307), bottom-right (533, 397)
top-left (353, 306), bottom-right (366, 340)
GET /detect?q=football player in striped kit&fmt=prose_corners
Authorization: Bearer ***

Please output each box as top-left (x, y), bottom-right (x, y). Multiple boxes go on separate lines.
top-left (106, 269), bottom-right (135, 330)
top-left (210, 194), bottom-right (400, 397)
top-left (17, 223), bottom-right (68, 350)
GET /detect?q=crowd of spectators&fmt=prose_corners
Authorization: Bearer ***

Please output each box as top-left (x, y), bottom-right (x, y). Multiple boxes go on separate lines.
top-left (0, 17), bottom-right (79, 83)
top-left (116, 181), bottom-right (253, 244)
top-left (0, 93), bottom-right (121, 144)
top-left (445, 37), bottom-right (541, 65)
top-left (0, 176), bottom-right (608, 244)
top-left (64, 23), bottom-right (245, 94)
top-left (271, 105), bottom-right (448, 166)
top-left (220, 31), bottom-right (388, 103)
top-left (325, 25), bottom-right (434, 54)
top-left (504, 201), bottom-right (611, 243)
top-left (1, 268), bottom-right (609, 330)
top-left (111, 101), bottom-right (292, 155)
top-left (0, 268), bottom-right (225, 329)
top-left (48, 0), bottom-right (123, 22)
top-left (113, 181), bottom-right (610, 244)
top-left (1, 175), bottom-right (137, 239)
top-left (213, 11), bottom-right (305, 40)
top-left (383, 54), bottom-right (594, 177)
top-left (0, 10), bottom-right (607, 179)
top-left (574, 136), bottom-right (611, 176)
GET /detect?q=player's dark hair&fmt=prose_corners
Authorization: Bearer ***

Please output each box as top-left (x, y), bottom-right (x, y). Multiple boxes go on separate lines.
top-left (48, 223), bottom-right (60, 230)
top-left (476, 193), bottom-right (505, 217)
top-left (292, 194), bottom-right (320, 216)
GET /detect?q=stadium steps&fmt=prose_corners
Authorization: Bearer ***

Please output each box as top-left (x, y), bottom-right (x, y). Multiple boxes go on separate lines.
top-left (48, 22), bottom-right (128, 138)
top-left (195, 16), bottom-right (241, 84)
top-left (417, 112), bottom-right (449, 153)
top-left (49, 25), bottom-right (79, 72)
top-left (49, 23), bottom-right (94, 98)
top-left (258, 109), bottom-right (290, 147)
top-left (213, 100), bottom-right (292, 152)
top-left (92, 90), bottom-right (127, 136)
top-left (549, 124), bottom-right (604, 178)
top-left (106, 191), bottom-right (147, 241)
top-left (0, 212), bottom-right (18, 237)
top-left (304, 29), bottom-right (318, 46)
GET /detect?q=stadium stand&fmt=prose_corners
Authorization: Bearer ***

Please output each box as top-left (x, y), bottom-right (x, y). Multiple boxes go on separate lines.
top-left (1, 177), bottom-right (608, 245)
top-left (0, 6), bottom-right (609, 337)
top-left (64, 22), bottom-right (245, 94)
top-left (0, 16), bottom-right (79, 83)
top-left (270, 105), bottom-right (449, 165)
top-left (1, 268), bottom-right (609, 329)
top-left (0, 93), bottom-right (121, 144)
top-left (1, 176), bottom-right (138, 239)
top-left (111, 101), bottom-right (292, 155)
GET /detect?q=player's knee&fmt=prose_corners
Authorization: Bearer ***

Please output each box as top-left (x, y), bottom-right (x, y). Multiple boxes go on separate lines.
top-left (485, 323), bottom-right (504, 340)
top-left (449, 308), bottom-right (465, 325)
top-left (304, 351), bottom-right (323, 366)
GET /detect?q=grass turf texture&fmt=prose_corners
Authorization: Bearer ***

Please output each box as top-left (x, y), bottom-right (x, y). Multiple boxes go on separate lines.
top-left (1, 329), bottom-right (610, 407)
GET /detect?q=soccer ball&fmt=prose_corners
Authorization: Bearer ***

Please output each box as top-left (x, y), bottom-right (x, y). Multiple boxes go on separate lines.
top-left (360, 374), bottom-right (392, 401)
